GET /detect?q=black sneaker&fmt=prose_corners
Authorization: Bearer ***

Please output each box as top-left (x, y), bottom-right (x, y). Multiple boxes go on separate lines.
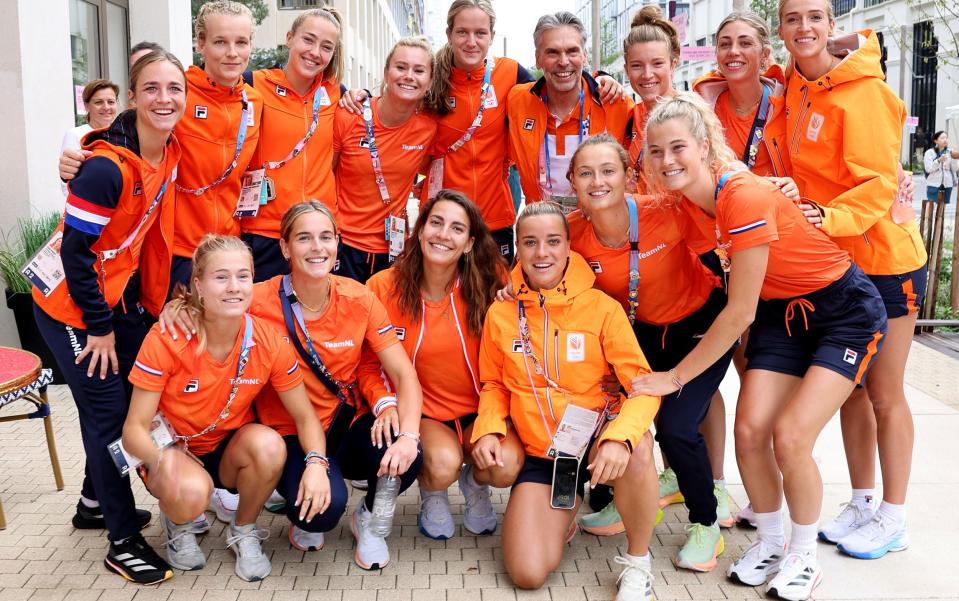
top-left (72, 500), bottom-right (152, 530)
top-left (104, 533), bottom-right (174, 585)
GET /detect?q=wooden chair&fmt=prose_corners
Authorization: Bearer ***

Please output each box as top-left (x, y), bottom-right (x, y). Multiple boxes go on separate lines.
top-left (0, 347), bottom-right (64, 528)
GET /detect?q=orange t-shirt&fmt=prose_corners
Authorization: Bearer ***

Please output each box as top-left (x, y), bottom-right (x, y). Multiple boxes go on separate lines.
top-left (173, 66), bottom-right (263, 258)
top-left (243, 70), bottom-right (341, 237)
top-left (367, 269), bottom-right (480, 422)
top-left (568, 204), bottom-right (720, 325)
top-left (704, 171), bottom-right (851, 300)
top-left (714, 91), bottom-right (775, 177)
top-left (333, 100), bottom-right (437, 253)
top-left (129, 316), bottom-right (302, 456)
top-left (252, 275), bottom-right (399, 436)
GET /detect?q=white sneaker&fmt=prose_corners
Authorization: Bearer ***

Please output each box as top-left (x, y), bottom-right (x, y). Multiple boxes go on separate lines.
top-left (210, 488), bottom-right (239, 524)
top-left (818, 501), bottom-right (876, 544)
top-left (264, 490), bottom-right (286, 513)
top-left (225, 522), bottom-right (271, 582)
top-left (613, 555), bottom-right (654, 601)
top-left (459, 464), bottom-right (497, 535)
top-left (735, 502), bottom-right (757, 529)
top-left (765, 552), bottom-right (822, 601)
top-left (350, 500), bottom-right (389, 570)
top-left (837, 513), bottom-right (909, 559)
top-left (418, 490), bottom-right (454, 540)
top-left (726, 539), bottom-right (784, 586)
top-left (162, 513), bottom-right (207, 571)
top-left (289, 524), bottom-right (325, 552)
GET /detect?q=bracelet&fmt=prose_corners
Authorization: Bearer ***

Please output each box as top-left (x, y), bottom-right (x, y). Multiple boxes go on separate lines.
top-left (668, 368), bottom-right (684, 396)
top-left (304, 451), bottom-right (329, 467)
top-left (396, 431), bottom-right (420, 443)
top-left (373, 397), bottom-right (397, 417)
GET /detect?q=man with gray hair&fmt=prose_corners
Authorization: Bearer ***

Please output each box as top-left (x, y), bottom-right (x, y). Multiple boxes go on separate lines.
top-left (506, 11), bottom-right (630, 213)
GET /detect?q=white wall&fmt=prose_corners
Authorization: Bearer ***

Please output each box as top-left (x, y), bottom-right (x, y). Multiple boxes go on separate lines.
top-left (130, 0), bottom-right (194, 69)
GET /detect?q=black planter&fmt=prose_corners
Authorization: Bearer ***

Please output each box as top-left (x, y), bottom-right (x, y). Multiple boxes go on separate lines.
top-left (4, 289), bottom-right (65, 384)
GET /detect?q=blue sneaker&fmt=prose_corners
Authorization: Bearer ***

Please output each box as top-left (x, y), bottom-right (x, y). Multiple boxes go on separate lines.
top-left (837, 513), bottom-right (908, 559)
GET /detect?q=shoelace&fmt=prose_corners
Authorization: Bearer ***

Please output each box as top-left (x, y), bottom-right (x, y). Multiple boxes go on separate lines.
top-left (684, 523), bottom-right (711, 546)
top-left (226, 527), bottom-right (270, 557)
top-left (856, 513), bottom-right (892, 540)
top-left (118, 534), bottom-right (167, 566)
top-left (834, 501), bottom-right (870, 526)
top-left (657, 470), bottom-right (675, 488)
top-left (462, 476), bottom-right (493, 515)
top-left (613, 556), bottom-right (653, 589)
top-left (163, 522), bottom-right (206, 551)
top-left (421, 493), bottom-right (452, 522)
top-left (740, 538), bottom-right (779, 564)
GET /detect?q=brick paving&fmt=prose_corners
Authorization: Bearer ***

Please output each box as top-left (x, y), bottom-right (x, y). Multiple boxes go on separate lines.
top-left (0, 340), bottom-right (957, 601)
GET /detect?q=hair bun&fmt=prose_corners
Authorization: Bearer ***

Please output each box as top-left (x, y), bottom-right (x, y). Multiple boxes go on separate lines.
top-left (632, 5), bottom-right (665, 28)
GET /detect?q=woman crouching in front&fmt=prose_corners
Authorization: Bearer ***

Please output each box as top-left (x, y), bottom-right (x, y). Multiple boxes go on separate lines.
top-left (122, 235), bottom-right (329, 582)
top-left (470, 202), bottom-right (661, 600)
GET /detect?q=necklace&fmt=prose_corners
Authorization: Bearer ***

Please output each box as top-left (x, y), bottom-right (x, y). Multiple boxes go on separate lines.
top-left (291, 278), bottom-right (330, 313)
top-left (732, 95), bottom-right (762, 116)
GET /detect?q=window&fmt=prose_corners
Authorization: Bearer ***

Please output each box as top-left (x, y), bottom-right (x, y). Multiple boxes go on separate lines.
top-left (278, 0), bottom-right (329, 8)
top-left (69, 0), bottom-right (129, 124)
top-left (863, 0), bottom-right (884, 6)
top-left (833, 0), bottom-right (855, 16)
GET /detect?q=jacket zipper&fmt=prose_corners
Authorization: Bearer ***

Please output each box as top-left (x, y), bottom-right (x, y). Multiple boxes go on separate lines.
top-left (769, 138), bottom-right (786, 177)
top-left (553, 328), bottom-right (560, 380)
top-left (789, 85), bottom-right (810, 155)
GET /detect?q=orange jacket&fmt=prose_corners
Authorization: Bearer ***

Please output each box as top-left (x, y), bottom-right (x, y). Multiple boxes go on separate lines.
top-left (471, 252), bottom-right (660, 459)
top-left (243, 69), bottom-right (341, 237)
top-left (35, 122), bottom-right (181, 331)
top-left (782, 30), bottom-right (925, 275)
top-left (173, 66), bottom-right (262, 258)
top-left (422, 57), bottom-right (525, 231)
top-left (693, 65), bottom-right (790, 177)
top-left (507, 74), bottom-right (632, 203)
top-left (366, 268), bottom-right (481, 422)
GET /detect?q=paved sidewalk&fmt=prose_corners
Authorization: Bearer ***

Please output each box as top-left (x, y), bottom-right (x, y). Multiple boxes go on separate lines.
top-left (0, 340), bottom-right (956, 601)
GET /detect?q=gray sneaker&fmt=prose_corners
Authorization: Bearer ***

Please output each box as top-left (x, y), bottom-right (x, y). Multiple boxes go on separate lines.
top-left (162, 513), bottom-right (207, 571)
top-left (226, 522), bottom-right (271, 581)
top-left (459, 464), bottom-right (497, 535)
top-left (418, 490), bottom-right (454, 540)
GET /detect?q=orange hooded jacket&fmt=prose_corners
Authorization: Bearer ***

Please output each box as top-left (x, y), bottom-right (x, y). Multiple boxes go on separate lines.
top-left (507, 73), bottom-right (632, 203)
top-left (693, 65), bottom-right (791, 177)
top-left (781, 30), bottom-right (925, 275)
top-left (471, 252), bottom-right (660, 459)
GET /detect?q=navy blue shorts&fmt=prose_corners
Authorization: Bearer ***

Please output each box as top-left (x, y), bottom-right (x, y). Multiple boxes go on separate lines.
top-left (513, 439), bottom-right (596, 498)
top-left (745, 265), bottom-right (887, 385)
top-left (333, 240), bottom-right (393, 285)
top-left (196, 430), bottom-right (240, 494)
top-left (429, 412), bottom-right (478, 445)
top-left (490, 227), bottom-right (515, 266)
top-left (867, 265), bottom-right (927, 319)
top-left (243, 232), bottom-right (289, 283)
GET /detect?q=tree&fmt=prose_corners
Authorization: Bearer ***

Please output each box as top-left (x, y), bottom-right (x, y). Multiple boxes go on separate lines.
top-left (749, 0), bottom-right (787, 65)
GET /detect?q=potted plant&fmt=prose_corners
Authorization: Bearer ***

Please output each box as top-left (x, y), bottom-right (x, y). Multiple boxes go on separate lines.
top-left (0, 212), bottom-right (64, 383)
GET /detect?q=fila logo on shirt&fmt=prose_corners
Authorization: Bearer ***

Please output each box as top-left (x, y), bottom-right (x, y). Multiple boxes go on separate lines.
top-left (806, 112), bottom-right (826, 142)
top-left (275, 85), bottom-right (288, 97)
top-left (588, 260), bottom-right (603, 274)
top-left (183, 379), bottom-right (200, 393)
top-left (194, 105), bottom-right (208, 119)
top-left (394, 327), bottom-right (406, 341)
top-left (523, 118), bottom-right (535, 131)
top-left (133, 182), bottom-right (143, 196)
top-left (511, 339), bottom-right (523, 353)
top-left (843, 348), bottom-right (858, 365)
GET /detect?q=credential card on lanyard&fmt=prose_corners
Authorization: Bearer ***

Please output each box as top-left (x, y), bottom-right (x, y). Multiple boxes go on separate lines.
top-left (106, 412), bottom-right (178, 477)
top-left (21, 231), bottom-right (65, 297)
top-left (426, 158), bottom-right (445, 201)
top-left (234, 168), bottom-right (266, 218)
top-left (386, 215), bottom-right (406, 260)
top-left (550, 404), bottom-right (600, 459)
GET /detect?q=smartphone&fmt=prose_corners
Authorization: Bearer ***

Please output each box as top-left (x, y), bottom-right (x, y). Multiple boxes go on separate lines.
top-left (550, 455), bottom-right (580, 510)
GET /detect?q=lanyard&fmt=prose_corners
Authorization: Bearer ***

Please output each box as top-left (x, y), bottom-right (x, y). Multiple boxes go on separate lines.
top-left (625, 196), bottom-right (640, 325)
top-left (175, 313), bottom-right (253, 452)
top-left (542, 88), bottom-right (588, 193)
top-left (101, 175), bottom-right (170, 260)
top-left (517, 299), bottom-right (563, 442)
top-left (446, 58), bottom-right (494, 154)
top-left (713, 171), bottom-right (736, 277)
top-left (265, 83), bottom-right (326, 170)
top-left (362, 98), bottom-right (392, 204)
top-left (742, 85), bottom-right (771, 170)
top-left (176, 90), bottom-right (251, 196)
top-left (280, 275), bottom-right (356, 401)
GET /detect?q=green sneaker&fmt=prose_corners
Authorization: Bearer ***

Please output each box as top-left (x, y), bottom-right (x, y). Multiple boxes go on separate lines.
top-left (714, 484), bottom-right (734, 528)
top-left (674, 523), bottom-right (724, 572)
top-left (579, 502), bottom-right (663, 536)
top-left (658, 468), bottom-right (684, 508)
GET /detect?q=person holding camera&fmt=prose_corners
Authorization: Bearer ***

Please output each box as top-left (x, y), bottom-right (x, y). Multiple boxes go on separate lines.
top-left (923, 130), bottom-right (959, 204)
